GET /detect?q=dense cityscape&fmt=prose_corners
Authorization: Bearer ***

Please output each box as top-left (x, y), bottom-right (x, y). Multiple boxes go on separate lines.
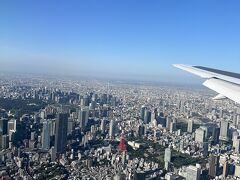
top-left (2, 0), bottom-right (240, 179)
top-left (0, 73), bottom-right (239, 180)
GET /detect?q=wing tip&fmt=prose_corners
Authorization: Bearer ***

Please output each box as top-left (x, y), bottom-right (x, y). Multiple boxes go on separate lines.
top-left (172, 64), bottom-right (195, 68)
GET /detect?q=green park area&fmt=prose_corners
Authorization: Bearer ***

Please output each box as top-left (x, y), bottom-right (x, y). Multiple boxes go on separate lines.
top-left (127, 137), bottom-right (206, 169)
top-left (35, 163), bottom-right (69, 180)
top-left (0, 97), bottom-right (47, 116)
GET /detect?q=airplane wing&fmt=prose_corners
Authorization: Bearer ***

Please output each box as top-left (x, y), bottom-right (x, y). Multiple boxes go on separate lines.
top-left (173, 64), bottom-right (240, 104)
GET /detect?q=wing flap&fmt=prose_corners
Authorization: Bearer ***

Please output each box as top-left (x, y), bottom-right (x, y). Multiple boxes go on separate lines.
top-left (212, 94), bottom-right (227, 100)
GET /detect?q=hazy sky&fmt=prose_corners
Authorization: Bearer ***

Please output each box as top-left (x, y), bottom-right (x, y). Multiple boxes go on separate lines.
top-left (1, 0), bottom-right (240, 83)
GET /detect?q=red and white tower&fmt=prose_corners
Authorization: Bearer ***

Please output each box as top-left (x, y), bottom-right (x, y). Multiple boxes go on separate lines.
top-left (117, 133), bottom-right (126, 152)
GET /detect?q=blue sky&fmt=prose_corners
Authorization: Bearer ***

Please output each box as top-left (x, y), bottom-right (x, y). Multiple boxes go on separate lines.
top-left (0, 0), bottom-right (240, 83)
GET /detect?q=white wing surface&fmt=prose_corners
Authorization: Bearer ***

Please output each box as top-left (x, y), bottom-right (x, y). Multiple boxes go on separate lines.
top-left (173, 64), bottom-right (240, 104)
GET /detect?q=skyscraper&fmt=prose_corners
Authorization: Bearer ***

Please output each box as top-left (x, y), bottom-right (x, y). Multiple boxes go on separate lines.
top-left (219, 108), bottom-right (223, 118)
top-left (179, 100), bottom-right (185, 113)
top-left (140, 106), bottom-right (146, 120)
top-left (212, 127), bottom-right (220, 145)
top-left (79, 107), bottom-right (89, 129)
top-left (137, 125), bottom-right (145, 137)
top-left (186, 165), bottom-right (201, 180)
top-left (0, 118), bottom-right (8, 135)
top-left (187, 119), bottom-right (193, 133)
top-left (109, 119), bottom-right (116, 138)
top-left (222, 159), bottom-right (229, 178)
top-left (154, 108), bottom-right (158, 119)
top-left (164, 148), bottom-right (172, 171)
top-left (179, 140), bottom-right (184, 151)
top-left (203, 142), bottom-right (208, 157)
top-left (170, 121), bottom-right (176, 133)
top-left (220, 119), bottom-right (229, 141)
top-left (42, 120), bottom-right (51, 150)
top-left (54, 113), bottom-right (68, 156)
top-left (208, 154), bottom-right (219, 178)
top-left (233, 136), bottom-right (240, 154)
top-left (195, 128), bottom-right (206, 144)
top-left (49, 119), bottom-right (56, 136)
top-left (100, 118), bottom-right (106, 133)
top-left (200, 126), bottom-right (208, 139)
top-left (166, 116), bottom-right (171, 130)
top-left (144, 111), bottom-right (151, 124)
top-left (235, 164), bottom-right (240, 177)
top-left (82, 95), bottom-right (90, 106)
top-left (8, 119), bottom-right (17, 133)
top-left (67, 117), bottom-right (74, 135)
top-left (0, 135), bottom-right (9, 150)
top-left (89, 100), bottom-right (96, 110)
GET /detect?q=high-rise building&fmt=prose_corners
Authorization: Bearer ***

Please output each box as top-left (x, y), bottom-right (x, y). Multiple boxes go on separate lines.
top-left (180, 100), bottom-right (185, 113)
top-left (234, 164), bottom-right (240, 178)
top-left (222, 159), bottom-right (229, 178)
top-left (79, 107), bottom-right (89, 129)
top-left (158, 115), bottom-right (166, 127)
top-left (164, 148), bottom-right (172, 171)
top-left (144, 111), bottom-right (151, 124)
top-left (8, 119), bottom-right (17, 133)
top-left (82, 95), bottom-right (90, 106)
top-left (186, 165), bottom-right (201, 180)
top-left (195, 128), bottom-right (206, 144)
top-left (91, 93), bottom-right (98, 102)
top-left (54, 113), bottom-right (68, 157)
top-left (49, 119), bottom-right (56, 136)
top-left (200, 126), bottom-right (209, 139)
top-left (187, 119), bottom-right (193, 133)
top-left (208, 154), bottom-right (219, 178)
top-left (0, 135), bottom-right (9, 149)
top-left (233, 114), bottom-right (238, 127)
top-left (109, 119), bottom-right (116, 138)
top-left (179, 140), bottom-right (184, 151)
top-left (0, 118), bottom-right (8, 135)
top-left (212, 127), bottom-right (220, 145)
top-left (100, 119), bottom-right (106, 133)
top-left (237, 115), bottom-right (240, 129)
top-left (154, 108), bottom-right (158, 119)
top-left (232, 134), bottom-right (240, 154)
top-left (151, 110), bottom-right (157, 123)
top-left (67, 117), bottom-right (74, 135)
top-left (89, 100), bottom-right (96, 110)
top-left (42, 120), bottom-right (51, 150)
top-left (220, 119), bottom-right (229, 141)
top-left (203, 142), bottom-right (208, 157)
top-left (137, 125), bottom-right (145, 137)
top-left (8, 130), bottom-right (15, 142)
top-left (166, 116), bottom-right (171, 130)
top-left (219, 108), bottom-right (223, 118)
top-left (140, 106), bottom-right (146, 120)
top-left (100, 94), bottom-right (107, 105)
top-left (170, 121), bottom-right (176, 133)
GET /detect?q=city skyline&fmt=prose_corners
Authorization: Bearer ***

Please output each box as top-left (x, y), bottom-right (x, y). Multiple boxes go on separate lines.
top-left (2, 1), bottom-right (240, 179)
top-left (0, 74), bottom-right (239, 179)
top-left (1, 1), bottom-right (240, 83)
